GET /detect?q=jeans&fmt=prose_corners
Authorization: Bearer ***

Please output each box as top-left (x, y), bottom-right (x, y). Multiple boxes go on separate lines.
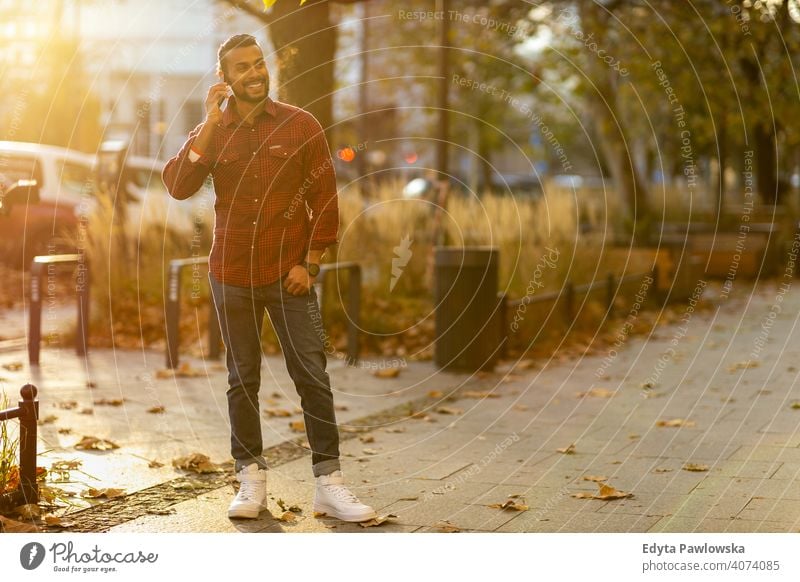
top-left (208, 272), bottom-right (340, 477)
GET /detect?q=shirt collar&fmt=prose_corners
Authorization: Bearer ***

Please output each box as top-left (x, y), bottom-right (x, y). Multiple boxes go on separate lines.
top-left (221, 95), bottom-right (276, 128)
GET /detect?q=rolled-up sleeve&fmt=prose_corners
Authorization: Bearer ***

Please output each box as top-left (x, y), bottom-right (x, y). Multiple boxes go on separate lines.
top-left (301, 113), bottom-right (339, 251)
top-left (162, 122), bottom-right (214, 201)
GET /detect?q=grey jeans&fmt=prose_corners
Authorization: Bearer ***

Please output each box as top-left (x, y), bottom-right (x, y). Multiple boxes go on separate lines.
top-left (208, 272), bottom-right (340, 477)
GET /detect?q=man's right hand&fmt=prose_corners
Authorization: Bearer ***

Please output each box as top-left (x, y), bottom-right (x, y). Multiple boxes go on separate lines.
top-left (205, 82), bottom-right (230, 124)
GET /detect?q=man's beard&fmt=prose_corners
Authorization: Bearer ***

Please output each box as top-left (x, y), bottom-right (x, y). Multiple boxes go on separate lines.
top-left (233, 77), bottom-right (270, 104)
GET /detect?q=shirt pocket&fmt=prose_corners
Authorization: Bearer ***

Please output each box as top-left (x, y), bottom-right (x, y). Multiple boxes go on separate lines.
top-left (267, 143), bottom-right (302, 193)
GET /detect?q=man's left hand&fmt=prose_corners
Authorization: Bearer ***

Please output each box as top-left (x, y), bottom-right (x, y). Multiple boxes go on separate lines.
top-left (283, 264), bottom-right (315, 296)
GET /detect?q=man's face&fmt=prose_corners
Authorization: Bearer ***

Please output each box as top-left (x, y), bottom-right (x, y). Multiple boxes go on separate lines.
top-left (220, 44), bottom-right (269, 104)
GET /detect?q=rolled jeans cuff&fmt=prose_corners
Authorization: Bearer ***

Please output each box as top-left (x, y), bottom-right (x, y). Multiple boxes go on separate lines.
top-left (312, 458), bottom-right (341, 477)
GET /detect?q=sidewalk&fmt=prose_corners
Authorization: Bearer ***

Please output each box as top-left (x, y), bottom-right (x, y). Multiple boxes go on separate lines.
top-left (3, 279), bottom-right (800, 532)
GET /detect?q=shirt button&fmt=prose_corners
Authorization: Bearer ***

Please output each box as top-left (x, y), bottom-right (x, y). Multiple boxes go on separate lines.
top-left (252, 152), bottom-right (256, 156)
top-left (252, 221), bottom-right (257, 225)
top-left (254, 198), bottom-right (258, 202)
top-left (253, 175), bottom-right (258, 178)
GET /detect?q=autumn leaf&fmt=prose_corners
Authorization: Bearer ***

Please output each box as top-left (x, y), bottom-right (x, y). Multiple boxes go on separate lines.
top-left (728, 360), bottom-right (759, 372)
top-left (38, 414), bottom-right (58, 425)
top-left (81, 487), bottom-right (125, 499)
top-left (652, 468), bottom-right (673, 473)
top-left (582, 475), bottom-right (607, 482)
top-left (488, 498), bottom-right (529, 511)
top-left (0, 515), bottom-right (38, 533)
top-left (513, 404), bottom-right (530, 411)
top-left (14, 504), bottom-right (40, 519)
top-left (51, 460), bottom-right (82, 472)
top-left (74, 435), bottom-right (119, 451)
top-left (374, 367), bottom-right (401, 378)
top-left (572, 482), bottom-right (633, 500)
top-left (93, 398), bottom-right (124, 406)
top-left (682, 463), bottom-right (709, 472)
top-left (362, 448), bottom-right (379, 455)
top-left (44, 516), bottom-right (76, 528)
top-left (359, 514), bottom-right (398, 528)
top-left (148, 460), bottom-right (164, 468)
top-left (359, 434), bottom-right (375, 443)
top-left (427, 390), bottom-right (444, 398)
top-left (172, 453), bottom-right (221, 474)
top-left (385, 427), bottom-right (406, 433)
top-left (656, 418), bottom-right (696, 428)
top-left (575, 387), bottom-right (616, 398)
top-left (790, 402), bottom-right (800, 410)
top-left (147, 405), bottom-right (165, 414)
top-left (57, 428), bottom-right (72, 435)
top-left (278, 511), bottom-right (297, 523)
top-left (556, 443), bottom-right (576, 454)
top-left (433, 519), bottom-right (460, 533)
top-left (1, 361), bottom-right (23, 371)
top-left (289, 420), bottom-right (305, 433)
top-left (264, 407), bottom-right (292, 417)
top-left (462, 391), bottom-right (500, 399)
top-left (56, 401), bottom-right (79, 410)
top-left (435, 406), bottom-right (463, 415)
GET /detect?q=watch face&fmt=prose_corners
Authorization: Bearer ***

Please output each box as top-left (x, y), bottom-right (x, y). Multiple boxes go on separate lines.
top-left (307, 263), bottom-right (320, 276)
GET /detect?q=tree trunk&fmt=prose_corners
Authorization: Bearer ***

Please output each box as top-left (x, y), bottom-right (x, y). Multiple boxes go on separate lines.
top-left (754, 123), bottom-right (778, 204)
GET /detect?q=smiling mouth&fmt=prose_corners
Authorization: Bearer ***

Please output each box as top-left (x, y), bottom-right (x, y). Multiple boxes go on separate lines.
top-left (245, 80), bottom-right (265, 90)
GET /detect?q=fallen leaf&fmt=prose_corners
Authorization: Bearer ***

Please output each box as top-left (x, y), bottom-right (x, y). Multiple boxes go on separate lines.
top-left (14, 504), bottom-right (40, 519)
top-left (513, 404), bottom-right (530, 411)
top-left (86, 381), bottom-right (97, 388)
top-left (363, 448), bottom-right (379, 455)
top-left (44, 516), bottom-right (76, 528)
top-left (488, 498), bottom-right (529, 511)
top-left (289, 420), bottom-right (305, 433)
top-left (79, 408), bottom-right (93, 415)
top-left (682, 463), bottom-right (709, 472)
top-left (56, 401), bottom-right (78, 410)
top-left (359, 435), bottom-right (375, 443)
top-left (374, 367), bottom-right (401, 378)
top-left (728, 360), bottom-right (759, 372)
top-left (1, 361), bottom-right (23, 371)
top-left (171, 479), bottom-right (205, 490)
top-left (278, 511), bottom-right (297, 522)
top-left (462, 391), bottom-right (500, 399)
top-left (80, 487), bottom-right (126, 499)
top-left (172, 453), bottom-right (220, 474)
top-left (264, 407), bottom-right (292, 417)
top-left (572, 482), bottom-right (633, 500)
top-left (276, 498), bottom-right (302, 513)
top-left (435, 406), bottom-right (463, 415)
top-left (427, 390), bottom-right (444, 398)
top-left (582, 475), bottom-right (607, 482)
top-left (575, 387), bottom-right (616, 398)
top-left (93, 398), bottom-right (124, 406)
top-left (57, 428), bottom-right (72, 435)
top-left (335, 404), bottom-right (349, 411)
top-left (0, 515), bottom-right (37, 533)
top-left (38, 414), bottom-right (58, 425)
top-left (146, 405), bottom-right (165, 414)
top-left (359, 514), bottom-right (398, 528)
top-left (51, 460), bottom-right (82, 471)
top-left (790, 402), bottom-right (800, 410)
top-left (556, 443), bottom-right (576, 455)
top-left (398, 496), bottom-right (419, 501)
top-left (148, 460), bottom-right (164, 468)
top-left (74, 435), bottom-right (119, 451)
top-left (434, 520), bottom-right (460, 533)
top-left (652, 468), bottom-right (673, 473)
top-left (656, 418), bottom-right (696, 428)
top-left (145, 508), bottom-right (175, 515)
top-left (385, 427), bottom-right (406, 433)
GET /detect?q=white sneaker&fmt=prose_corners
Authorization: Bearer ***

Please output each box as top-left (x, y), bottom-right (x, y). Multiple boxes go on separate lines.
top-left (313, 470), bottom-right (377, 522)
top-left (228, 463), bottom-right (268, 519)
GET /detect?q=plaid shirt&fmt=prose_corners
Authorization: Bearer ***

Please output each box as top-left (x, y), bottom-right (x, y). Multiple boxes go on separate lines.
top-left (162, 95), bottom-right (339, 287)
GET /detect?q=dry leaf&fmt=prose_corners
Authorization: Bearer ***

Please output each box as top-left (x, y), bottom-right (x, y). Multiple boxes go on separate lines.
top-left (427, 390), bottom-right (444, 398)
top-left (38, 414), bottom-right (58, 425)
top-left (74, 435), bottom-right (119, 451)
top-left (656, 418), bottom-right (696, 428)
top-left (93, 398), bottom-right (124, 406)
top-left (264, 407), bottom-right (292, 417)
top-left (359, 513), bottom-right (398, 528)
top-left (335, 404), bottom-right (349, 411)
top-left (79, 408), bottom-right (93, 415)
top-left (434, 520), bottom-right (460, 533)
top-left (556, 443), bottom-right (576, 455)
top-left (435, 406), bottom-right (463, 415)
top-left (653, 468), bottom-right (673, 473)
top-left (14, 504), bottom-right (40, 519)
top-left (462, 391), bottom-right (500, 399)
top-left (488, 498), bottom-right (529, 511)
top-left (57, 428), bottom-right (72, 435)
top-left (56, 401), bottom-right (78, 410)
top-left (148, 460), bottom-right (164, 468)
top-left (385, 427), bottom-right (406, 433)
top-left (790, 402), bottom-right (800, 410)
top-left (374, 367), bottom-right (401, 378)
top-left (398, 496), bottom-right (418, 501)
top-left (51, 460), bottom-right (82, 471)
top-left (682, 463), bottom-right (709, 472)
top-left (147, 405), bottom-right (165, 414)
top-left (44, 516), bottom-right (76, 528)
top-left (575, 387), bottom-right (616, 398)
top-left (276, 499), bottom-right (302, 513)
top-left (0, 515), bottom-right (38, 533)
top-left (728, 360), bottom-right (759, 372)
top-left (359, 435), bottom-right (375, 443)
top-left (513, 404), bottom-right (530, 411)
top-left (582, 475), bottom-right (607, 482)
top-left (81, 487), bottom-right (125, 499)
top-left (572, 482), bottom-right (633, 500)
top-left (172, 453), bottom-right (220, 474)
top-left (278, 511), bottom-right (297, 522)
top-left (363, 448), bottom-right (379, 455)
top-left (1, 361), bottom-right (23, 371)
top-left (289, 420), bottom-right (305, 433)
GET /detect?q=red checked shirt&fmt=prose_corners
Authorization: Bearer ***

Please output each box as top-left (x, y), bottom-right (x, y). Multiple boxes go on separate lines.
top-left (162, 95), bottom-right (339, 287)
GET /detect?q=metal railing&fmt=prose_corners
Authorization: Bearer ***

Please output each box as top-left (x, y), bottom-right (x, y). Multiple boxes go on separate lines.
top-left (165, 259), bottom-right (361, 368)
top-left (497, 267), bottom-right (660, 358)
top-left (0, 384), bottom-right (39, 511)
top-left (28, 253), bottom-right (89, 366)
top-left (165, 257), bottom-right (221, 369)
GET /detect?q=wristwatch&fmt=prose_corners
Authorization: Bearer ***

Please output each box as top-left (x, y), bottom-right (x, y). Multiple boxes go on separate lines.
top-left (302, 260), bottom-right (320, 277)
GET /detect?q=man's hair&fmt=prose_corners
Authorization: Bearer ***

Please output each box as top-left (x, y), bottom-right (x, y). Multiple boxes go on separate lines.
top-left (217, 34), bottom-right (260, 73)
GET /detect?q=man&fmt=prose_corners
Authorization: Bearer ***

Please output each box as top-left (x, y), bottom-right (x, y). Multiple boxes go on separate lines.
top-left (162, 34), bottom-right (375, 522)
